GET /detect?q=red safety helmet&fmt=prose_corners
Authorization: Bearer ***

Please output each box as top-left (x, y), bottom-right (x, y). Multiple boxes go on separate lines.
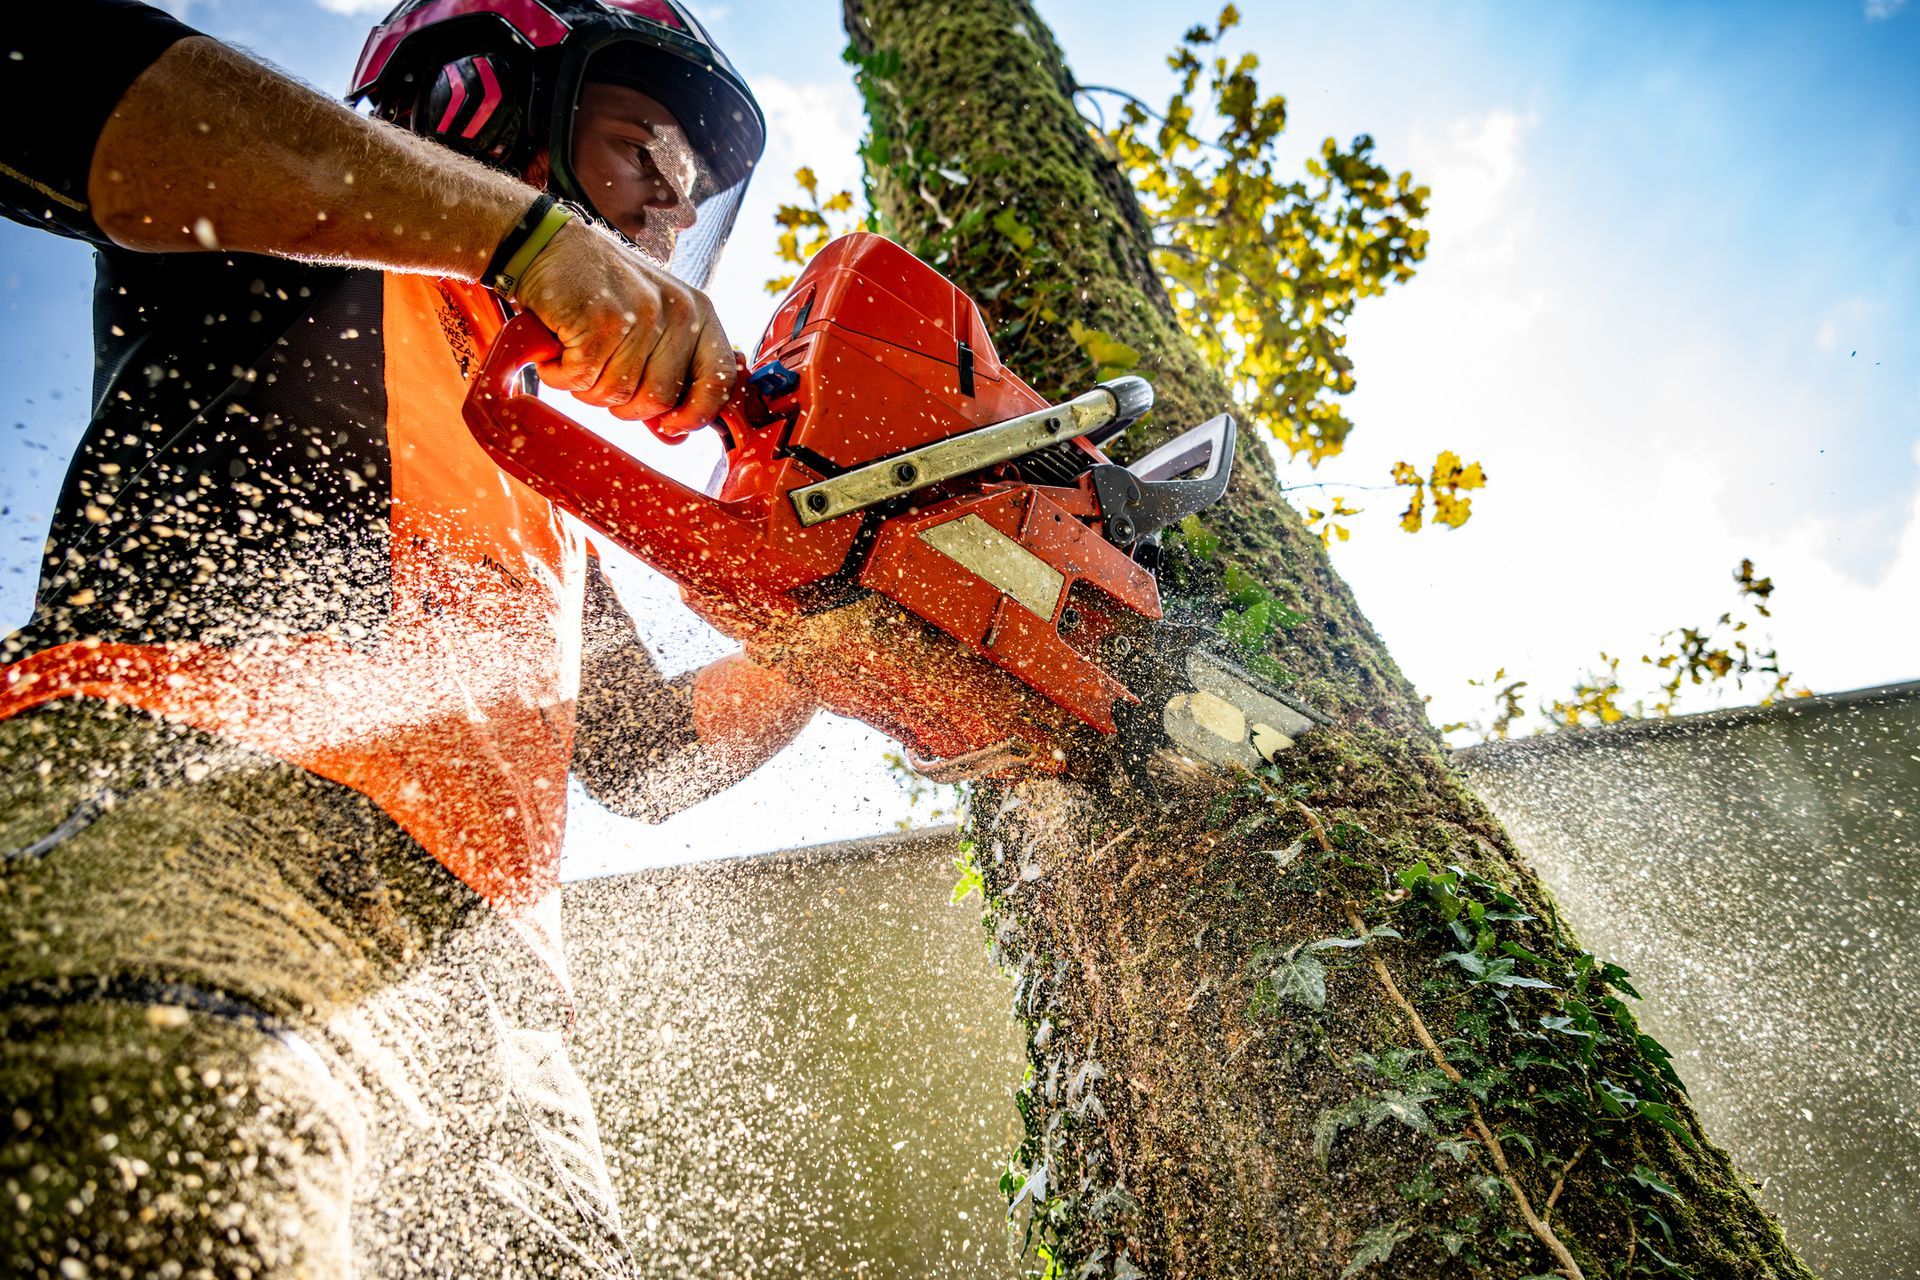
top-left (350, 0), bottom-right (765, 289)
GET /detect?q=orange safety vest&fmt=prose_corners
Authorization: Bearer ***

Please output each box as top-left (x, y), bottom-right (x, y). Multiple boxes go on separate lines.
top-left (0, 274), bottom-right (587, 979)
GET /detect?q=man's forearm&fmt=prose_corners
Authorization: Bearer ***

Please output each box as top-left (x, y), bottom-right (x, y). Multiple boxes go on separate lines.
top-left (89, 36), bottom-right (532, 277)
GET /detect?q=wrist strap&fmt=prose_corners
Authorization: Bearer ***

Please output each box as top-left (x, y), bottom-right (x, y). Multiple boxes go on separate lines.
top-left (485, 193), bottom-right (574, 297)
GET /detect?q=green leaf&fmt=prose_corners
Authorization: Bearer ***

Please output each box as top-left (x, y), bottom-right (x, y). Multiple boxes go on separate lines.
top-left (1313, 1097), bottom-right (1367, 1163)
top-left (1488, 971), bottom-right (1558, 991)
top-left (1177, 513), bottom-right (1219, 558)
top-left (1340, 1223), bottom-right (1412, 1278)
top-left (1067, 319), bottom-right (1140, 373)
top-left (1366, 1090), bottom-right (1436, 1137)
top-left (1259, 951), bottom-right (1327, 1012)
top-left (1397, 1167), bottom-right (1443, 1204)
top-left (1306, 925), bottom-right (1402, 951)
top-left (1630, 1164), bottom-right (1681, 1201)
top-left (1225, 811), bottom-right (1272, 840)
top-left (991, 207), bottom-right (1036, 251)
top-left (951, 854), bottom-right (985, 904)
top-left (1220, 598), bottom-right (1273, 651)
top-left (1637, 1099), bottom-right (1699, 1150)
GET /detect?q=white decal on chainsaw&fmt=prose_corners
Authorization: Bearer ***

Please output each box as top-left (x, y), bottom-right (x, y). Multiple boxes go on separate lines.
top-left (918, 515), bottom-right (1065, 621)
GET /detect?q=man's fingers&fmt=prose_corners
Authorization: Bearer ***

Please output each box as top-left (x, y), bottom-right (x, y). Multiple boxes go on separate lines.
top-left (614, 316), bottom-right (695, 423)
top-left (551, 311), bottom-right (626, 393)
top-left (648, 307), bottom-right (736, 436)
top-left (582, 322), bottom-right (656, 412)
top-left (509, 216), bottom-right (734, 431)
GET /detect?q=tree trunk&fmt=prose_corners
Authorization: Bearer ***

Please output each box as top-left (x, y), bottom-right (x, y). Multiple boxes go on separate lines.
top-left (839, 2), bottom-right (1815, 1278)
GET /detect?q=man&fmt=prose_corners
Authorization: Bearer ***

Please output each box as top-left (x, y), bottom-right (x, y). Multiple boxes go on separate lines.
top-left (0, 2), bottom-right (812, 1275)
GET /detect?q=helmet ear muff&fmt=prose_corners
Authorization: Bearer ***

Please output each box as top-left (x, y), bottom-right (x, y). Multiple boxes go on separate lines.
top-left (417, 53), bottom-right (524, 163)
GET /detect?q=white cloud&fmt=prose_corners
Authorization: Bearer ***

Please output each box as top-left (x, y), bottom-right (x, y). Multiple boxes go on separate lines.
top-left (312, 0), bottom-right (397, 14)
top-left (747, 74), bottom-right (868, 203)
top-left (1421, 108), bottom-right (1529, 241)
top-left (1400, 107), bottom-right (1547, 339)
top-left (1865, 0), bottom-right (1909, 20)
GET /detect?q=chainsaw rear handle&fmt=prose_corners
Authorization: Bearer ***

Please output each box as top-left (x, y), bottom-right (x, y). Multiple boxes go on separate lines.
top-left (462, 313), bottom-right (804, 616)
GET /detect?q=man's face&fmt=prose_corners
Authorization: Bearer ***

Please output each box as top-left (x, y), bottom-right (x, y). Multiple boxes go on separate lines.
top-left (570, 82), bottom-right (700, 265)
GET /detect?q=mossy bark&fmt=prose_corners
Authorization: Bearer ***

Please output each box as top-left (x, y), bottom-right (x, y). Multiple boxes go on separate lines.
top-left (840, 2), bottom-right (1815, 1277)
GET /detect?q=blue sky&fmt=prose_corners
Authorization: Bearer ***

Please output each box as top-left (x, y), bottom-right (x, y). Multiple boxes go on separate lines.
top-left (2, 1), bottom-right (1915, 869)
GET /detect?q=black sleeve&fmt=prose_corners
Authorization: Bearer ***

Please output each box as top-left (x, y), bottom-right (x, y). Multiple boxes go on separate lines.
top-left (570, 553), bottom-right (724, 826)
top-left (0, 0), bottom-right (202, 244)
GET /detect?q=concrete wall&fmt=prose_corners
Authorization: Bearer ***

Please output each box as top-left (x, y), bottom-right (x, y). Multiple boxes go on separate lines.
top-left (563, 683), bottom-right (1919, 1280)
top-left (562, 834), bottom-right (1025, 1279)
top-left (1455, 684), bottom-right (1920, 1280)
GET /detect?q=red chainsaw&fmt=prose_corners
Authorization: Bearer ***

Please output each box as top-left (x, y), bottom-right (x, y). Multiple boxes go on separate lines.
top-left (462, 232), bottom-right (1319, 783)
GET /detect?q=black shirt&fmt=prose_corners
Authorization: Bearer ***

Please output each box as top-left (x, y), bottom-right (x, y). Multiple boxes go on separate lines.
top-left (0, 2), bottom-right (395, 651)
top-left (1, 0), bottom-right (200, 245)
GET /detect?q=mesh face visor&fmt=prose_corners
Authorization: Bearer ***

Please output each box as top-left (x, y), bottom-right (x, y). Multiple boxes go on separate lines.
top-left (569, 39), bottom-right (762, 291)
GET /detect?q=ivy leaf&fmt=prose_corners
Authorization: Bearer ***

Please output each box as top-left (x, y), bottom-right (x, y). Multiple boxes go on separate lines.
top-left (1306, 925), bottom-right (1403, 952)
top-left (1368, 1090), bottom-right (1436, 1137)
top-left (1223, 563), bottom-right (1268, 607)
top-left (1637, 1099), bottom-right (1699, 1150)
top-left (992, 207), bottom-right (1037, 252)
top-left (1488, 971), bottom-right (1558, 991)
top-left (1630, 1164), bottom-right (1682, 1201)
top-left (1397, 1167), bottom-right (1443, 1205)
top-left (1220, 598), bottom-right (1274, 651)
top-left (1340, 1223), bottom-right (1412, 1278)
top-left (1177, 514), bottom-right (1219, 558)
top-left (1010, 1159), bottom-right (1048, 1210)
top-left (1067, 318), bottom-right (1141, 374)
top-left (1261, 951), bottom-right (1327, 1012)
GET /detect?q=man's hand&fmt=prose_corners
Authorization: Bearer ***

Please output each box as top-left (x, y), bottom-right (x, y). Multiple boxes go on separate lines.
top-left (512, 219), bottom-right (736, 435)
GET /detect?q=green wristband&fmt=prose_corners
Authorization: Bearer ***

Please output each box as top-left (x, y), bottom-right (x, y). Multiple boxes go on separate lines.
top-left (490, 200), bottom-right (576, 298)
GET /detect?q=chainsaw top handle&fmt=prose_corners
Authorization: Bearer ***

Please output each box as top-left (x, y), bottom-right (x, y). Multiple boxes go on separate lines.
top-left (474, 311), bottom-right (746, 446)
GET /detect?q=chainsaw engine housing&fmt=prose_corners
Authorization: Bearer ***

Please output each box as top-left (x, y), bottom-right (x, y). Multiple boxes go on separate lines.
top-left (464, 232), bottom-right (1301, 780)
